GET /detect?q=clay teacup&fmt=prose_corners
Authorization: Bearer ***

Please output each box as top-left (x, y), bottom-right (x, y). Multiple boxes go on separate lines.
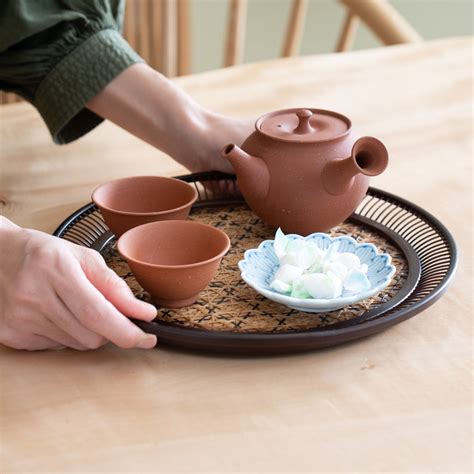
top-left (92, 176), bottom-right (198, 236)
top-left (117, 220), bottom-right (231, 308)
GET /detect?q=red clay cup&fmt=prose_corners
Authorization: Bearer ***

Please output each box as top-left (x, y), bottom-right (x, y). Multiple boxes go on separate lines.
top-left (92, 176), bottom-right (198, 237)
top-left (117, 220), bottom-right (231, 308)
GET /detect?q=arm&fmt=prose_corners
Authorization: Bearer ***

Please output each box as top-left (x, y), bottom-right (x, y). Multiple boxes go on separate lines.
top-left (0, 61), bottom-right (253, 350)
top-left (86, 63), bottom-right (252, 173)
top-left (0, 1), bottom-right (252, 164)
top-left (0, 1), bottom-right (164, 351)
top-left (0, 1), bottom-right (251, 351)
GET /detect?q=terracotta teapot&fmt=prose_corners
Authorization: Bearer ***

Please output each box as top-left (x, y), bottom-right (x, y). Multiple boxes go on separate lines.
top-left (222, 108), bottom-right (389, 235)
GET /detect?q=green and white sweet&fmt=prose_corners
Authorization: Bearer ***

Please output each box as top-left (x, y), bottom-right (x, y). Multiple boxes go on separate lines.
top-left (239, 229), bottom-right (396, 313)
top-left (271, 228), bottom-right (372, 298)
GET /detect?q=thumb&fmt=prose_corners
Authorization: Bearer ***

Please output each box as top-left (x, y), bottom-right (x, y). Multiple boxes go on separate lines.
top-left (80, 250), bottom-right (157, 321)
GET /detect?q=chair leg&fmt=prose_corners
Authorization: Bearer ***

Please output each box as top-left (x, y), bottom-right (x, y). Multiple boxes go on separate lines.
top-left (159, 0), bottom-right (178, 77)
top-left (150, 0), bottom-right (164, 71)
top-left (177, 0), bottom-right (191, 76)
top-left (224, 0), bottom-right (248, 67)
top-left (123, 0), bottom-right (138, 51)
top-left (282, 0), bottom-right (309, 57)
top-left (335, 10), bottom-right (359, 52)
top-left (339, 0), bottom-right (422, 45)
top-left (137, 0), bottom-right (152, 64)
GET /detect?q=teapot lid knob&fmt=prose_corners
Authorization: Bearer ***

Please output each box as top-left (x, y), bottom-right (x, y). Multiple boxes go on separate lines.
top-left (255, 108), bottom-right (350, 142)
top-left (294, 109), bottom-right (314, 134)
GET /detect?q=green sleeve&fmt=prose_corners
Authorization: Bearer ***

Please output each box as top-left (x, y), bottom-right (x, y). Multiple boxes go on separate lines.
top-left (0, 0), bottom-right (144, 144)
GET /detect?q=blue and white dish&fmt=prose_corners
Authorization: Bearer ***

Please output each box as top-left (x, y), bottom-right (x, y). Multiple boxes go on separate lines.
top-left (238, 233), bottom-right (396, 313)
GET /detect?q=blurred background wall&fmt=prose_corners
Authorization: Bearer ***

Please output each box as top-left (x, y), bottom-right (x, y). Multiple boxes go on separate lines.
top-left (1, 0), bottom-right (472, 104)
top-left (191, 0), bottom-right (473, 72)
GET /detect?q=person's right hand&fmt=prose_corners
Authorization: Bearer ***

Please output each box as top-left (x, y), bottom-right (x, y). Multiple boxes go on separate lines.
top-left (0, 216), bottom-right (157, 351)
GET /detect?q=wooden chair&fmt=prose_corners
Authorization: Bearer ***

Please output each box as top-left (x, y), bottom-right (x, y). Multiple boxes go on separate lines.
top-left (0, 0), bottom-right (421, 104)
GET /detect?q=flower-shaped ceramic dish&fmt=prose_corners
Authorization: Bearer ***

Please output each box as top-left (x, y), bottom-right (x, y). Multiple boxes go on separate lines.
top-left (239, 233), bottom-right (396, 313)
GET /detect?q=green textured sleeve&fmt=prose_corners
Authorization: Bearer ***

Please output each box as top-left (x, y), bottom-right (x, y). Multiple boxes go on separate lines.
top-left (34, 29), bottom-right (142, 144)
top-left (0, 0), bottom-right (144, 144)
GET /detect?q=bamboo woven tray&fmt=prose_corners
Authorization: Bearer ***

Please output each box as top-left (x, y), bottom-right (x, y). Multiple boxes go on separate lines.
top-left (54, 172), bottom-right (457, 355)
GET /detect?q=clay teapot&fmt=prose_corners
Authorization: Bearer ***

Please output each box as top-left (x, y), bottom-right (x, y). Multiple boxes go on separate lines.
top-left (222, 108), bottom-right (389, 235)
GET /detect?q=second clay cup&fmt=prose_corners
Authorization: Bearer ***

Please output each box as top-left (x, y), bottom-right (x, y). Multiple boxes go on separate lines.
top-left (92, 176), bottom-right (198, 236)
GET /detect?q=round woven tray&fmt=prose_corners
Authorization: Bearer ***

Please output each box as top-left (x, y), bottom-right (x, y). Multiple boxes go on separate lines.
top-left (54, 172), bottom-right (457, 355)
top-left (105, 208), bottom-right (410, 332)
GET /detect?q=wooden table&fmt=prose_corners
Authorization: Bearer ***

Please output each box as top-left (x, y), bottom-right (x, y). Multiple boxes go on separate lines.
top-left (1, 37), bottom-right (472, 472)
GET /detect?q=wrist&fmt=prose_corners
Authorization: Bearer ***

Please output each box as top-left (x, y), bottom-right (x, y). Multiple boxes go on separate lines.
top-left (185, 110), bottom-right (254, 173)
top-left (0, 217), bottom-right (33, 255)
top-left (177, 108), bottom-right (223, 172)
top-left (0, 217), bottom-right (26, 288)
top-left (0, 215), bottom-right (20, 233)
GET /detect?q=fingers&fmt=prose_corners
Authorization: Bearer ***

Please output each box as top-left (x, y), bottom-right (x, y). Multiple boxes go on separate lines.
top-left (4, 303), bottom-right (103, 351)
top-left (28, 334), bottom-right (65, 351)
top-left (0, 227), bottom-right (155, 352)
top-left (80, 250), bottom-right (157, 322)
top-left (32, 316), bottom-right (90, 351)
top-left (49, 290), bottom-right (108, 350)
top-left (55, 259), bottom-right (157, 349)
top-left (0, 328), bottom-right (64, 351)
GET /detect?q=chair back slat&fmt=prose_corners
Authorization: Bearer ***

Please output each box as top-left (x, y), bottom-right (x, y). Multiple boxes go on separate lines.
top-left (177, 0), bottom-right (191, 75)
top-left (137, 0), bottom-right (152, 63)
top-left (161, 0), bottom-right (178, 77)
top-left (124, 0), bottom-right (167, 73)
top-left (123, 0), bottom-right (139, 53)
top-left (1, 0), bottom-right (423, 104)
top-left (339, 0), bottom-right (422, 45)
top-left (149, 0), bottom-right (164, 71)
top-left (335, 10), bottom-right (359, 52)
top-left (281, 0), bottom-right (308, 57)
top-left (224, 0), bottom-right (248, 67)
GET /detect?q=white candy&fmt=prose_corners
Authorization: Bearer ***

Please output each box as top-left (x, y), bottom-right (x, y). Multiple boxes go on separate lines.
top-left (332, 252), bottom-right (361, 271)
top-left (270, 279), bottom-right (291, 293)
top-left (291, 277), bottom-right (311, 299)
top-left (270, 229), bottom-right (371, 299)
top-left (304, 273), bottom-right (343, 299)
top-left (324, 241), bottom-right (340, 263)
top-left (280, 252), bottom-right (299, 266)
top-left (323, 261), bottom-right (348, 280)
top-left (285, 238), bottom-right (306, 254)
top-left (277, 237), bottom-right (323, 270)
top-left (343, 269), bottom-right (371, 293)
top-left (296, 242), bottom-right (322, 270)
top-left (306, 260), bottom-right (323, 274)
top-left (274, 264), bottom-right (303, 284)
top-left (273, 228), bottom-right (288, 259)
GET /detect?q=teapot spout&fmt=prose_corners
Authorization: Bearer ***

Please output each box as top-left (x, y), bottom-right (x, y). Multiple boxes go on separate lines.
top-left (322, 137), bottom-right (389, 196)
top-left (221, 144), bottom-right (270, 200)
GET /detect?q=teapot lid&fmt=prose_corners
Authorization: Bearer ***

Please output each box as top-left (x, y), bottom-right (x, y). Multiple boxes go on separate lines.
top-left (256, 108), bottom-right (351, 143)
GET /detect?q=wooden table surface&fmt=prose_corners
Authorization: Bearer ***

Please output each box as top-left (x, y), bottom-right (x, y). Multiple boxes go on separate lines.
top-left (0, 37), bottom-right (472, 473)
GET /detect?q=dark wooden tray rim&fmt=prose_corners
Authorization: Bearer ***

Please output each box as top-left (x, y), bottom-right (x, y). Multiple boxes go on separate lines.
top-left (54, 172), bottom-right (457, 355)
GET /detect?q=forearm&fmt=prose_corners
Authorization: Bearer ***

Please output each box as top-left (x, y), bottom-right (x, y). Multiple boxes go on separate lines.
top-left (86, 63), bottom-right (253, 173)
top-left (86, 63), bottom-right (213, 171)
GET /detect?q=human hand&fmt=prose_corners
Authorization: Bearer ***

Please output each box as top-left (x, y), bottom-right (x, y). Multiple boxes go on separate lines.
top-left (0, 216), bottom-right (157, 351)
